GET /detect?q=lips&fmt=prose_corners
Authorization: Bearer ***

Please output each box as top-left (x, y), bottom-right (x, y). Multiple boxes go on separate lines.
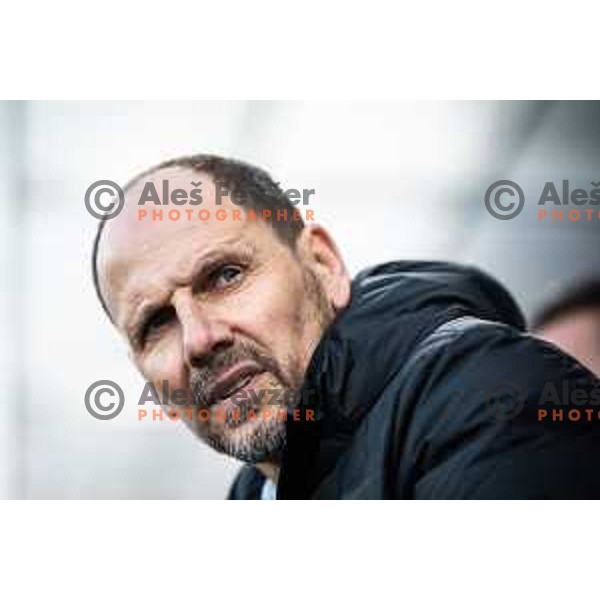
top-left (209, 361), bottom-right (265, 404)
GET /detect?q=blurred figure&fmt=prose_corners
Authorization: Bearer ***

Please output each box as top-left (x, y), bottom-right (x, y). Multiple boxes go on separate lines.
top-left (533, 279), bottom-right (600, 378)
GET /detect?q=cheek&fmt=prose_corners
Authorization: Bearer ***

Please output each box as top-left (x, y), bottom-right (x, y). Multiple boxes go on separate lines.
top-left (231, 265), bottom-right (317, 355)
top-left (139, 335), bottom-right (187, 394)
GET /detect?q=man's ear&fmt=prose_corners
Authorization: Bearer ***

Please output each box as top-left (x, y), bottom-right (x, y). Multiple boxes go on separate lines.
top-left (296, 224), bottom-right (351, 311)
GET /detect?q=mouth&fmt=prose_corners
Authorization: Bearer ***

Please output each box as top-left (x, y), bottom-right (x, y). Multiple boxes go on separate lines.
top-left (209, 361), bottom-right (266, 405)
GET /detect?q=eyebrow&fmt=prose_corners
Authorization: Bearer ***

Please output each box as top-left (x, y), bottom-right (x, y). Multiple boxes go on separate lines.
top-left (125, 241), bottom-right (257, 348)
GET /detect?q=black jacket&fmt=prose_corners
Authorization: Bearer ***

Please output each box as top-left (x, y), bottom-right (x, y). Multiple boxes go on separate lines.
top-left (229, 261), bottom-right (600, 499)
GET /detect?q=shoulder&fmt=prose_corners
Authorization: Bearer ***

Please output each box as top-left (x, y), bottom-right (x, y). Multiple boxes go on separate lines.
top-left (396, 317), bottom-right (600, 498)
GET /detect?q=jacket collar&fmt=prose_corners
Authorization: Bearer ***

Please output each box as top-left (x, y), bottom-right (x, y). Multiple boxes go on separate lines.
top-left (278, 261), bottom-right (525, 497)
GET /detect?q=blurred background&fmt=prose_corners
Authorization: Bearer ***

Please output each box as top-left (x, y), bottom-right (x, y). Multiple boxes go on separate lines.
top-left (1, 100), bottom-right (599, 499)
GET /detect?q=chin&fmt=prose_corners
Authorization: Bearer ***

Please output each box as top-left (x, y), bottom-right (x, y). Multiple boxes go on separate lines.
top-left (202, 413), bottom-right (286, 463)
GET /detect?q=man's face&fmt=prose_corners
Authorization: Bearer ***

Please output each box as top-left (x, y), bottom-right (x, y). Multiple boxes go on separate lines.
top-left (97, 168), bottom-right (349, 464)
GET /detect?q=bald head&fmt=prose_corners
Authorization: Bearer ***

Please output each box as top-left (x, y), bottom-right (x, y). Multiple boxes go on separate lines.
top-left (91, 155), bottom-right (350, 468)
top-left (92, 154), bottom-right (304, 321)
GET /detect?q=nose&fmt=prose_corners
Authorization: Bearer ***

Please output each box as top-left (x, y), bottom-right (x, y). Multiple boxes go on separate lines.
top-left (172, 290), bottom-right (232, 369)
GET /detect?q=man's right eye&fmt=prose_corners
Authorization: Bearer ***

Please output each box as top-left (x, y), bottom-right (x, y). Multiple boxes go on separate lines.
top-left (138, 307), bottom-right (175, 347)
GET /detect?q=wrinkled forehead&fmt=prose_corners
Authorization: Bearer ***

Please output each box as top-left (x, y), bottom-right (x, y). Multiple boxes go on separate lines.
top-left (103, 166), bottom-right (219, 253)
top-left (96, 166), bottom-right (272, 326)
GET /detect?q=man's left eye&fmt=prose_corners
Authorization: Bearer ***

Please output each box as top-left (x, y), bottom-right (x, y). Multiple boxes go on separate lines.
top-left (213, 264), bottom-right (243, 289)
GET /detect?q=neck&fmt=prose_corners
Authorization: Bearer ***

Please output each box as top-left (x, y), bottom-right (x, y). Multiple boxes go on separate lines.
top-left (256, 461), bottom-right (280, 483)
